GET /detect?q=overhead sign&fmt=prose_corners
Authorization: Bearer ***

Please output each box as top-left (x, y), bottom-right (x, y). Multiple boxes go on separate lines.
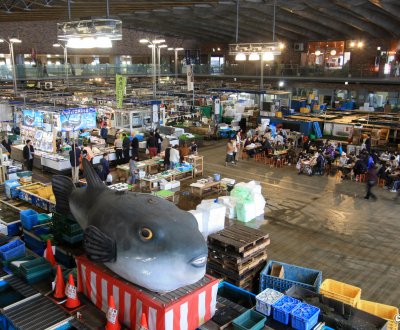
top-left (22, 110), bottom-right (44, 127)
top-left (60, 107), bottom-right (96, 132)
top-left (116, 74), bottom-right (127, 109)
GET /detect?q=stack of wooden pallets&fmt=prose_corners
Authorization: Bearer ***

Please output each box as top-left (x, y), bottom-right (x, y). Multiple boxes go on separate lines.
top-left (207, 224), bottom-right (270, 292)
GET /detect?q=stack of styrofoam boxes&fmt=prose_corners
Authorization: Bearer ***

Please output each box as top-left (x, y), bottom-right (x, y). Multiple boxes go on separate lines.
top-left (231, 181), bottom-right (266, 222)
top-left (188, 200), bottom-right (226, 238)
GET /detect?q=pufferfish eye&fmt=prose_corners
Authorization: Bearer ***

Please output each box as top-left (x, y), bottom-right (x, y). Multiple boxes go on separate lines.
top-left (140, 227), bottom-right (153, 240)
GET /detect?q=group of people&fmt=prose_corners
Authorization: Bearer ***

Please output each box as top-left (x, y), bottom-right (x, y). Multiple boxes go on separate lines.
top-left (226, 126), bottom-right (296, 167)
top-left (296, 138), bottom-right (400, 200)
top-left (69, 143), bottom-right (111, 184)
top-left (164, 141), bottom-right (198, 170)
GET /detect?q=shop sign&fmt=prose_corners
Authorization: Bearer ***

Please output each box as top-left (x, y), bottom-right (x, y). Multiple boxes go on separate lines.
top-left (60, 107), bottom-right (96, 132)
top-left (22, 109), bottom-right (44, 127)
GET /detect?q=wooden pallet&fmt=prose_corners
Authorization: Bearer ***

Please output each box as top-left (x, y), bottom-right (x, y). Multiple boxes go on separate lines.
top-left (208, 224), bottom-right (270, 258)
top-left (207, 262), bottom-right (266, 291)
top-left (208, 250), bottom-right (268, 276)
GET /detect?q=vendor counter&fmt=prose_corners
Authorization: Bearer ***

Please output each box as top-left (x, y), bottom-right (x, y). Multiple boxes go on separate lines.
top-left (11, 145), bottom-right (71, 174)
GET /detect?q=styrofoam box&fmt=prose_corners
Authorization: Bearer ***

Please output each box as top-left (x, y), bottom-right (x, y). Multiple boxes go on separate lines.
top-left (196, 202), bottom-right (226, 236)
top-left (160, 182), bottom-right (172, 190)
top-left (221, 178), bottom-right (236, 185)
top-left (188, 210), bottom-right (206, 237)
top-left (236, 201), bottom-right (257, 223)
top-left (253, 194), bottom-right (266, 217)
top-left (218, 196), bottom-right (237, 219)
top-left (170, 180), bottom-right (180, 189)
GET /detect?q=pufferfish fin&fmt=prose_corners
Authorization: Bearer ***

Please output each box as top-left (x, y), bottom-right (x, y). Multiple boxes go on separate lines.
top-left (84, 225), bottom-right (117, 263)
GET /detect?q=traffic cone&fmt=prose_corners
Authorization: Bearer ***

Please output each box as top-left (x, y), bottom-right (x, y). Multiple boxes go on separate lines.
top-left (45, 239), bottom-right (56, 266)
top-left (139, 313), bottom-right (148, 330)
top-left (53, 265), bottom-right (65, 299)
top-left (65, 273), bottom-right (80, 309)
top-left (105, 295), bottom-right (121, 330)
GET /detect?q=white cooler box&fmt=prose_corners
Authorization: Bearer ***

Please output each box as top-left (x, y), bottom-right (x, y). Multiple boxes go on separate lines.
top-left (196, 202), bottom-right (226, 236)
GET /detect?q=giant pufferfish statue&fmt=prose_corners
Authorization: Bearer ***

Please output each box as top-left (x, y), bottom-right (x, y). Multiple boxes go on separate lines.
top-left (52, 159), bottom-right (207, 292)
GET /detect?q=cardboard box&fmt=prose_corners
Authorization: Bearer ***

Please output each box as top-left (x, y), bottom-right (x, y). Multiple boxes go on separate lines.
top-left (270, 264), bottom-right (284, 279)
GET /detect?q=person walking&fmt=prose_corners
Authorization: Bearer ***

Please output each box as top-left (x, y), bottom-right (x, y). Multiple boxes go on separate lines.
top-left (365, 164), bottom-right (378, 200)
top-left (69, 144), bottom-right (81, 183)
top-left (23, 139), bottom-right (35, 171)
top-left (146, 132), bottom-right (157, 158)
top-left (225, 139), bottom-right (236, 166)
top-left (114, 134), bottom-right (123, 165)
top-left (122, 133), bottom-right (131, 163)
top-left (131, 133), bottom-right (139, 160)
top-left (155, 128), bottom-right (163, 154)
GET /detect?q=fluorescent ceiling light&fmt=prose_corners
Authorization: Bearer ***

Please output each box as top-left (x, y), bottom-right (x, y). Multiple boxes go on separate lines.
top-left (167, 47), bottom-right (174, 50)
top-left (139, 39), bottom-right (149, 43)
top-left (153, 39), bottom-right (165, 44)
top-left (148, 44), bottom-right (155, 48)
top-left (175, 47), bottom-right (184, 51)
top-left (9, 38), bottom-right (21, 43)
top-left (249, 52), bottom-right (260, 61)
top-left (53, 43), bottom-right (61, 47)
top-left (158, 44), bottom-right (168, 48)
top-left (0, 39), bottom-right (4, 43)
top-left (262, 52), bottom-right (274, 61)
top-left (235, 52), bottom-right (246, 61)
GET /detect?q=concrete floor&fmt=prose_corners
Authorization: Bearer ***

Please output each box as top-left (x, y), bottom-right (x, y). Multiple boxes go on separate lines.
top-left (199, 141), bottom-right (400, 308)
top-left (32, 141), bottom-right (400, 308)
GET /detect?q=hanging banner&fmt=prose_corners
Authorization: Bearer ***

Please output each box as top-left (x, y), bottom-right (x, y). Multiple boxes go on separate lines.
top-left (187, 65), bottom-right (194, 91)
top-left (115, 74), bottom-right (127, 109)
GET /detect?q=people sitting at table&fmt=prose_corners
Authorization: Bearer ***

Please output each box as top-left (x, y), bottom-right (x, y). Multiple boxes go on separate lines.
top-left (261, 137), bottom-right (273, 154)
top-left (303, 137), bottom-right (311, 154)
top-left (338, 152), bottom-right (352, 179)
top-left (313, 150), bottom-right (325, 175)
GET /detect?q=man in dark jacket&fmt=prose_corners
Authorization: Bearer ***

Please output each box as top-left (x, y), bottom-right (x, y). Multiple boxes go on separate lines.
top-left (1, 136), bottom-right (12, 154)
top-left (122, 133), bottom-right (131, 163)
top-left (131, 134), bottom-right (139, 160)
top-left (23, 140), bottom-right (35, 171)
top-left (155, 128), bottom-right (163, 154)
top-left (365, 165), bottom-right (378, 200)
top-left (69, 144), bottom-right (81, 183)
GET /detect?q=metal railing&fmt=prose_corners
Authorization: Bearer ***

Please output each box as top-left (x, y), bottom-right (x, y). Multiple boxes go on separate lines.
top-left (0, 63), bottom-right (397, 81)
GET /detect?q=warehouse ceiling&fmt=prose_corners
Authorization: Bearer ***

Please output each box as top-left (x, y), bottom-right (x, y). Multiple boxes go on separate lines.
top-left (1, 0), bottom-right (400, 42)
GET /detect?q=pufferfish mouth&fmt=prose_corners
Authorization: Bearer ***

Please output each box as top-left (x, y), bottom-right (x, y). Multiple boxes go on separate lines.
top-left (190, 255), bottom-right (207, 268)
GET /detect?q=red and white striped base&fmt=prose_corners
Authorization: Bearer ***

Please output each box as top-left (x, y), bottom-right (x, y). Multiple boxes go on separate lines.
top-left (76, 256), bottom-right (219, 330)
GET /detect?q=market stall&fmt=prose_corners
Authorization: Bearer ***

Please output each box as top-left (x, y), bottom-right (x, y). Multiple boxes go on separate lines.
top-left (12, 106), bottom-right (98, 173)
